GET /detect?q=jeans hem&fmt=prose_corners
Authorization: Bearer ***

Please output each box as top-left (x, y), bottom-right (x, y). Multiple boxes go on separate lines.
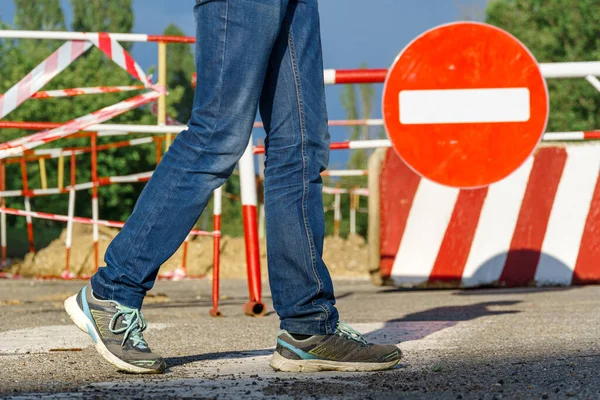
top-left (280, 307), bottom-right (339, 336)
top-left (90, 275), bottom-right (144, 310)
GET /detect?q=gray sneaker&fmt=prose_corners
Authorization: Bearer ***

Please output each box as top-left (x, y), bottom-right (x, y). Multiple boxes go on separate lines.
top-left (270, 322), bottom-right (402, 372)
top-left (64, 285), bottom-right (165, 374)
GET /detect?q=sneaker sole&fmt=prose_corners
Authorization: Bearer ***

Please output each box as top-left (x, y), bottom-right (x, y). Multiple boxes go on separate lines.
top-left (269, 351), bottom-right (401, 372)
top-left (64, 294), bottom-right (162, 374)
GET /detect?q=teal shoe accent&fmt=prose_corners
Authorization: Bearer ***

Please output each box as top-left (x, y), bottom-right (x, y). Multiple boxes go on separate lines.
top-left (277, 338), bottom-right (319, 360)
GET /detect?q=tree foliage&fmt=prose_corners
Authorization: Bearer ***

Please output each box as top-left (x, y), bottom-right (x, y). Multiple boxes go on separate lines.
top-left (486, 0), bottom-right (600, 132)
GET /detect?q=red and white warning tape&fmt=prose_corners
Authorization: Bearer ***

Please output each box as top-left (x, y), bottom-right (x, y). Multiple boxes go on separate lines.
top-left (32, 85), bottom-right (145, 99)
top-left (0, 91), bottom-right (162, 159)
top-left (8, 137), bottom-right (156, 162)
top-left (253, 139), bottom-right (392, 155)
top-left (0, 40), bottom-right (92, 119)
top-left (84, 32), bottom-right (149, 85)
top-left (97, 171), bottom-right (153, 186)
top-left (321, 170), bottom-right (368, 177)
top-left (0, 171), bottom-right (153, 198)
top-left (322, 187), bottom-right (369, 196)
top-left (0, 207), bottom-right (218, 237)
top-left (2, 120), bottom-right (599, 144)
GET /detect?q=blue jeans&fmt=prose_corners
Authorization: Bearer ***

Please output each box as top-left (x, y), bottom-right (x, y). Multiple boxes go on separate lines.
top-left (91, 0), bottom-right (339, 335)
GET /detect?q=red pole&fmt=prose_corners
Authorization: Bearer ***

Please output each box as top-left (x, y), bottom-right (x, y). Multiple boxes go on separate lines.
top-left (210, 187), bottom-right (222, 317)
top-left (238, 137), bottom-right (266, 317)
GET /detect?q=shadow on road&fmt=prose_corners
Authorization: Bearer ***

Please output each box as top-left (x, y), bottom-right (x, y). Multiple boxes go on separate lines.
top-left (362, 300), bottom-right (522, 345)
top-left (165, 348), bottom-right (273, 368)
top-left (165, 301), bottom-right (522, 368)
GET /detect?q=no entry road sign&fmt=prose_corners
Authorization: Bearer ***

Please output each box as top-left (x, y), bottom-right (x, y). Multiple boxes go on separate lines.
top-left (382, 22), bottom-right (549, 188)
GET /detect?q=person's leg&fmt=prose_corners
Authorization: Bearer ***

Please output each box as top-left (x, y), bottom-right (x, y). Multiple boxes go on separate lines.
top-left (260, 0), bottom-right (337, 336)
top-left (261, 0), bottom-right (402, 372)
top-left (91, 0), bottom-right (289, 310)
top-left (65, 0), bottom-right (291, 374)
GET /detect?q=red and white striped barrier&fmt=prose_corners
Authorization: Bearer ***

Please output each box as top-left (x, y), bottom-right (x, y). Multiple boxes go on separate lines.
top-left (322, 187), bottom-right (369, 236)
top-left (98, 171), bottom-right (153, 186)
top-left (379, 144), bottom-right (600, 287)
top-left (321, 169), bottom-right (368, 177)
top-left (0, 30), bottom-right (196, 44)
top-left (32, 85), bottom-right (145, 99)
top-left (84, 33), bottom-right (149, 85)
top-left (4, 137), bottom-right (156, 164)
top-left (253, 139), bottom-right (392, 155)
top-left (0, 40), bottom-right (92, 119)
top-left (0, 207), bottom-right (217, 237)
top-left (238, 136), bottom-right (266, 316)
top-left (0, 91), bottom-right (161, 159)
top-left (3, 120), bottom-right (600, 144)
top-left (210, 186), bottom-right (223, 317)
top-left (0, 170), bottom-right (153, 198)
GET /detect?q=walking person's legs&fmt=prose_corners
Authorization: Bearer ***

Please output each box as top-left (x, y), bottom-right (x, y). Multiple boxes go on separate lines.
top-left (64, 0), bottom-right (291, 374)
top-left (260, 0), bottom-right (402, 372)
top-left (64, 0), bottom-right (402, 375)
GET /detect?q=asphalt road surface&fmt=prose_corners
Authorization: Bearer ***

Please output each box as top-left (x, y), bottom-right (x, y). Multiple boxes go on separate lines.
top-left (1, 278), bottom-right (599, 399)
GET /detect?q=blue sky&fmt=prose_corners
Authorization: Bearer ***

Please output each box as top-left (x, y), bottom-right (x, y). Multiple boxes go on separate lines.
top-left (1, 0), bottom-right (489, 168)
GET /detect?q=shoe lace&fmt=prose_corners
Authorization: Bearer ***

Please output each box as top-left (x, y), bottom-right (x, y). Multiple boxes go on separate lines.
top-left (335, 322), bottom-right (368, 345)
top-left (109, 305), bottom-right (149, 349)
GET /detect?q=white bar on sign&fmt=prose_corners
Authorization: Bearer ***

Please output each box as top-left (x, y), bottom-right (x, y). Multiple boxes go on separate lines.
top-left (399, 88), bottom-right (530, 124)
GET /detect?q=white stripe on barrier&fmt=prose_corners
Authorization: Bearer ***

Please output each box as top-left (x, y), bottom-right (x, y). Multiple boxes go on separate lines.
top-left (92, 197), bottom-right (99, 242)
top-left (57, 41), bottom-right (73, 73)
top-left (239, 138), bottom-right (257, 207)
top-left (24, 197), bottom-right (32, 224)
top-left (348, 140), bottom-right (392, 150)
top-left (29, 188), bottom-right (61, 196)
top-left (543, 132), bottom-right (586, 141)
top-left (322, 170), bottom-right (367, 177)
top-left (391, 180), bottom-right (460, 283)
top-left (109, 171), bottom-right (153, 183)
top-left (334, 193), bottom-right (342, 221)
top-left (0, 208), bottom-right (5, 248)
top-left (586, 75), bottom-right (600, 93)
top-left (0, 41), bottom-right (92, 119)
top-left (74, 182), bottom-right (94, 191)
top-left (1, 190), bottom-right (23, 197)
top-left (534, 146), bottom-right (600, 284)
top-left (129, 137), bottom-right (155, 146)
top-left (461, 158), bottom-right (534, 286)
top-left (323, 70), bottom-right (336, 85)
top-left (214, 186), bottom-right (222, 216)
top-left (540, 62), bottom-right (600, 78)
top-left (65, 188), bottom-right (75, 249)
top-left (0, 30), bottom-right (150, 42)
top-left (322, 187), bottom-right (349, 195)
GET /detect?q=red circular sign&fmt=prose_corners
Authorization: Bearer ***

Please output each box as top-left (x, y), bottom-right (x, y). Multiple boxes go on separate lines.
top-left (382, 22), bottom-right (549, 188)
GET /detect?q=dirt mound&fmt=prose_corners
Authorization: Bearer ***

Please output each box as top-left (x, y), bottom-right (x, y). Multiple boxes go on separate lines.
top-left (9, 226), bottom-right (369, 280)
